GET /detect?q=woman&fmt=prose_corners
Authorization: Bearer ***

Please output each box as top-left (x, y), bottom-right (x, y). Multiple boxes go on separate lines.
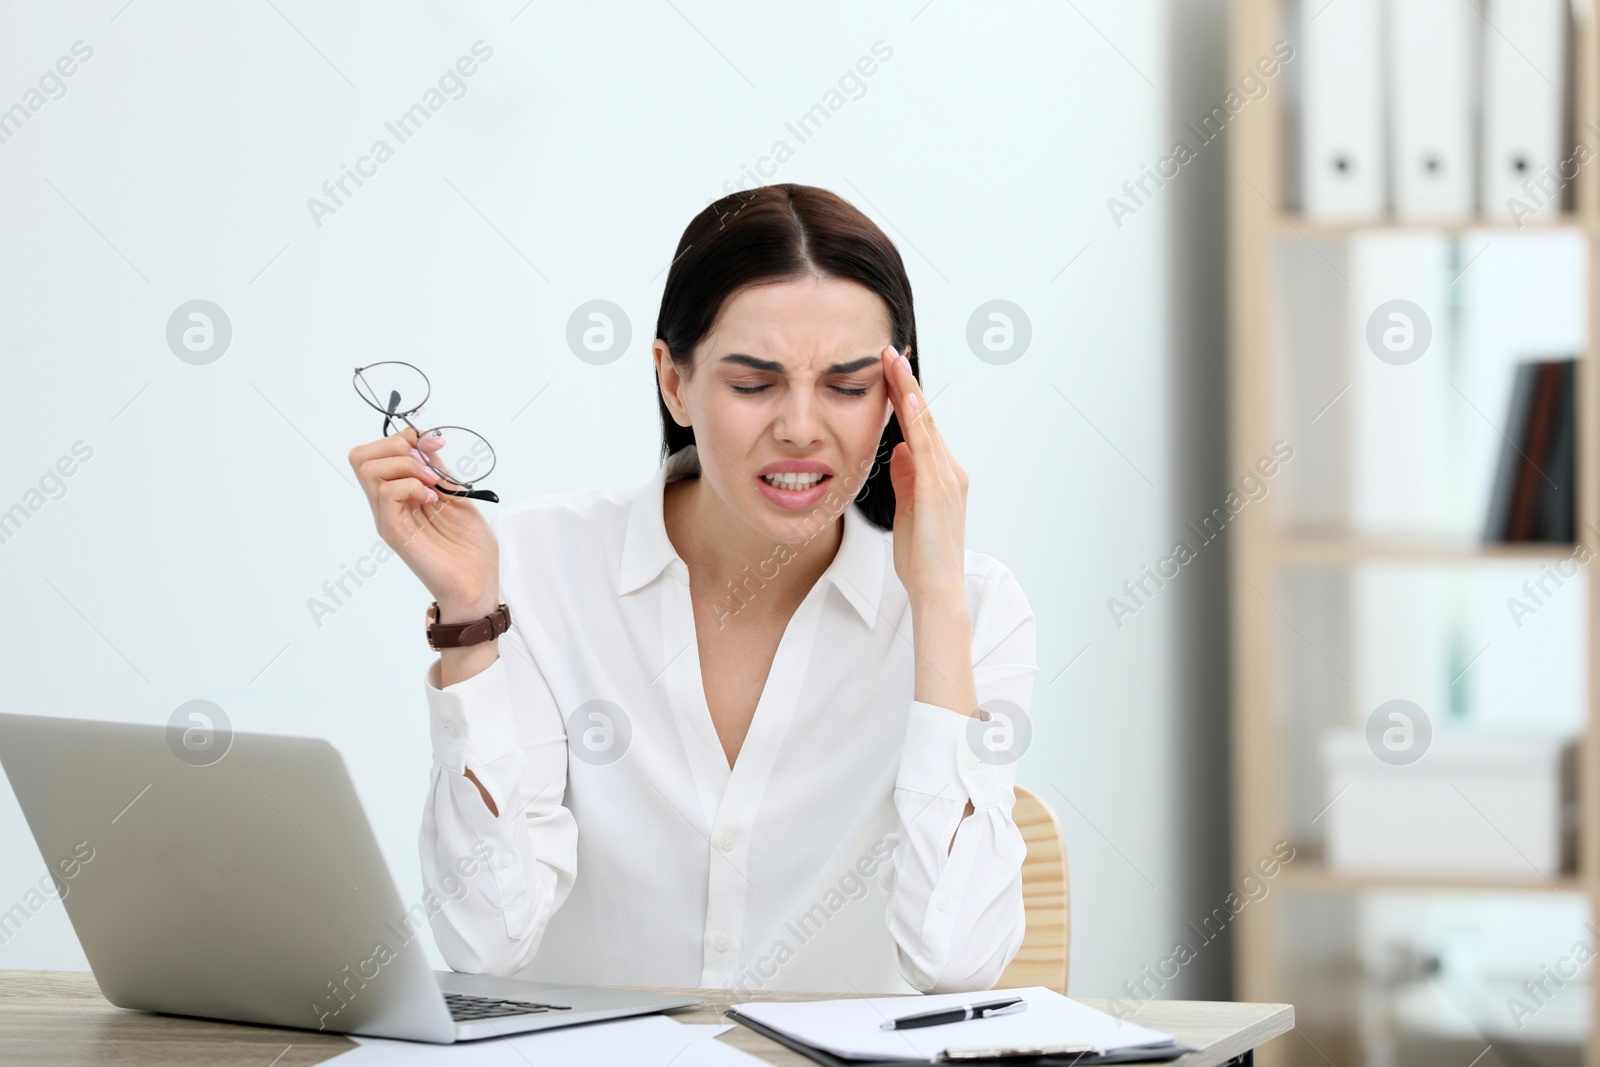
top-left (348, 184), bottom-right (1038, 995)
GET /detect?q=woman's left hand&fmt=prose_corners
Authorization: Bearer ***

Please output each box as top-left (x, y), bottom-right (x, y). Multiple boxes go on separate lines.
top-left (881, 345), bottom-right (968, 610)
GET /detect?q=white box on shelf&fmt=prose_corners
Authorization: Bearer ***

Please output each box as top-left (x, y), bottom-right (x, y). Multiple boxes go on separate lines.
top-left (1318, 730), bottom-right (1575, 879)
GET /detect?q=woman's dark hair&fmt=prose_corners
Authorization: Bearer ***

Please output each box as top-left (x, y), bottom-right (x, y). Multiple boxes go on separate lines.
top-left (654, 183), bottom-right (917, 532)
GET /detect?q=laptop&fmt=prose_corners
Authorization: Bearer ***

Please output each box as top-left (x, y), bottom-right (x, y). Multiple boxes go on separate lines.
top-left (0, 711), bottom-right (699, 1042)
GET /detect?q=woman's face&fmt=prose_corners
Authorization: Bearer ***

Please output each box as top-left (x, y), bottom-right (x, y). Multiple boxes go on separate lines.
top-left (654, 274), bottom-right (898, 545)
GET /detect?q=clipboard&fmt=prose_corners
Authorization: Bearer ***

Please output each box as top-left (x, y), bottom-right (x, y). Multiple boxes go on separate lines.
top-left (726, 1007), bottom-right (1195, 1066)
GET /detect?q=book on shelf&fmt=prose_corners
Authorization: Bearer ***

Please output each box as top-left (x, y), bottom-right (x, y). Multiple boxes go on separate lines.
top-left (1482, 357), bottom-right (1576, 543)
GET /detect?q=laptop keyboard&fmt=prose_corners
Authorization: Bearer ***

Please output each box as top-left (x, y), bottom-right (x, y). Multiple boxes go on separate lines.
top-left (444, 992), bottom-right (574, 1021)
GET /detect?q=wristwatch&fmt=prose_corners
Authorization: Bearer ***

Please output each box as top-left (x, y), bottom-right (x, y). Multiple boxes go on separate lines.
top-left (425, 601), bottom-right (511, 651)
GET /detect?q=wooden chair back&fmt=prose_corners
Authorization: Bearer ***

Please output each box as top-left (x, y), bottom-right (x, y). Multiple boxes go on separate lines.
top-left (995, 785), bottom-right (1070, 993)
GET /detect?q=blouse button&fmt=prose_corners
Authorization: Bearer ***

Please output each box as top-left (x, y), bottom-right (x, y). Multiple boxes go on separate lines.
top-left (936, 895), bottom-right (949, 911)
top-left (714, 933), bottom-right (730, 953)
top-left (718, 832), bottom-right (736, 852)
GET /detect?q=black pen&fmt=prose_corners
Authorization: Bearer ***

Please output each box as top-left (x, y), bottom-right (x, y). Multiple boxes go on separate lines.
top-left (879, 996), bottom-right (1027, 1031)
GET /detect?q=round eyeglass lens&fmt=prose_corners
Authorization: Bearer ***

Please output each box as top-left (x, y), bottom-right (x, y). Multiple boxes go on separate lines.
top-left (420, 426), bottom-right (496, 488)
top-left (354, 362), bottom-right (430, 417)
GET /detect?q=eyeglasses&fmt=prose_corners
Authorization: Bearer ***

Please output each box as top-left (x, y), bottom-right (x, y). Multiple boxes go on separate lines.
top-left (352, 361), bottom-right (499, 504)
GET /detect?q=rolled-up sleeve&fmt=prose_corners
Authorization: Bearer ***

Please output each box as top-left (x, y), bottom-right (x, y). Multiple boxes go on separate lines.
top-left (885, 563), bottom-right (1037, 993)
top-left (419, 572), bottom-right (578, 977)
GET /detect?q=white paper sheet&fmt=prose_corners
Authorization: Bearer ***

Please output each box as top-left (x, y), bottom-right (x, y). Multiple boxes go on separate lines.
top-left (329, 1015), bottom-right (753, 1066)
top-left (730, 986), bottom-right (1175, 1061)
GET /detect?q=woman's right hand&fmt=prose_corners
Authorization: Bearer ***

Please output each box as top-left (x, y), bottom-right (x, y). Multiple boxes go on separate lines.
top-left (348, 428), bottom-right (499, 623)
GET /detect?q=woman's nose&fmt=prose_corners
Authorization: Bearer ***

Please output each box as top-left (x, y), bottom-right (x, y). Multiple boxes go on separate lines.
top-left (774, 393), bottom-right (824, 446)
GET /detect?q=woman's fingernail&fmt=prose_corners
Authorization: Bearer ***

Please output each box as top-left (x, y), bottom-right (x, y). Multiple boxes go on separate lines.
top-left (411, 448), bottom-right (425, 462)
top-left (426, 489), bottom-right (438, 503)
top-left (425, 432), bottom-right (447, 448)
top-left (886, 345), bottom-right (898, 359)
top-left (909, 393), bottom-right (920, 412)
top-left (900, 354), bottom-right (912, 372)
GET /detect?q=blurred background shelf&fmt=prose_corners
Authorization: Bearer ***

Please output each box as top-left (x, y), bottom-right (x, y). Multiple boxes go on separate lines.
top-left (1275, 849), bottom-right (1585, 895)
top-left (1229, 1), bottom-right (1600, 1065)
top-left (1273, 215), bottom-right (1592, 238)
top-left (1274, 536), bottom-right (1584, 567)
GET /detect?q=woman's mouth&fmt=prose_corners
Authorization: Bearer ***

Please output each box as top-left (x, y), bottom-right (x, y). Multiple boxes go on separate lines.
top-left (757, 471), bottom-right (832, 509)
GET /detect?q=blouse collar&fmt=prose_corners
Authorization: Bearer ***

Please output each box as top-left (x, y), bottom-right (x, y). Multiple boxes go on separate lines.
top-left (617, 444), bottom-right (885, 629)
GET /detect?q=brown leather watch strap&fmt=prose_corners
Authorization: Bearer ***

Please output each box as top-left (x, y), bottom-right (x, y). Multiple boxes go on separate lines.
top-left (426, 601), bottom-right (511, 651)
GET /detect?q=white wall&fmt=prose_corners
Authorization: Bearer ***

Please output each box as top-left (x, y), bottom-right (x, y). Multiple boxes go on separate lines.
top-left (0, 0), bottom-right (1232, 1000)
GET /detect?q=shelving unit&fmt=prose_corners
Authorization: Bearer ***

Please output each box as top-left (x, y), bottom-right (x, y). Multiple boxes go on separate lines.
top-left (1274, 217), bottom-right (1589, 238)
top-left (1274, 845), bottom-right (1585, 896)
top-left (1228, 2), bottom-right (1600, 1065)
top-left (1275, 536), bottom-right (1584, 567)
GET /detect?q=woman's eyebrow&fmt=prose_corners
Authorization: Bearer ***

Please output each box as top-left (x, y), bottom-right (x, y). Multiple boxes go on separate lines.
top-left (719, 353), bottom-right (881, 374)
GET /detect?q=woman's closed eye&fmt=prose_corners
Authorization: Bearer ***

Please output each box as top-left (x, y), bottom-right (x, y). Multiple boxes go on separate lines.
top-left (729, 381), bottom-right (872, 397)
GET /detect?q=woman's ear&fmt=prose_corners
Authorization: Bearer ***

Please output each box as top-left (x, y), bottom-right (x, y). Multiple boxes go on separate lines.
top-left (654, 340), bottom-right (692, 428)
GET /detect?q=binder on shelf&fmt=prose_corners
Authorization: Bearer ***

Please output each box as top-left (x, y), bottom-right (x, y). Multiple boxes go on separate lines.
top-left (1480, 0), bottom-right (1568, 221)
top-left (1347, 233), bottom-right (1453, 536)
top-left (1504, 361), bottom-right (1565, 540)
top-left (1300, 0), bottom-right (1385, 219)
top-left (1387, 0), bottom-right (1478, 220)
top-left (1457, 230), bottom-right (1587, 541)
top-left (1483, 357), bottom-right (1577, 542)
top-left (1540, 361), bottom-right (1577, 542)
top-left (1481, 362), bottom-right (1543, 540)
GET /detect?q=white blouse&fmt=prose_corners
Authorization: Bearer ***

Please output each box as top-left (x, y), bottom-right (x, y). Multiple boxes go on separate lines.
top-left (419, 444), bottom-right (1038, 994)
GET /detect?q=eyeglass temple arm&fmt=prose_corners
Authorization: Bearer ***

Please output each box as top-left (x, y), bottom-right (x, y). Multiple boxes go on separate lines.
top-left (435, 485), bottom-right (499, 504)
top-left (374, 397), bottom-right (495, 505)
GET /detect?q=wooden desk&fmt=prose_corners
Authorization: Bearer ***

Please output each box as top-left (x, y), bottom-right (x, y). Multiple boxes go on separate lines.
top-left (0, 971), bottom-right (1293, 1067)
